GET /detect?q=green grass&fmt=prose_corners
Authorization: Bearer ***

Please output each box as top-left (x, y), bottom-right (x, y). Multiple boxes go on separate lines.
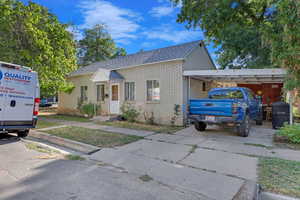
top-left (42, 115), bottom-right (91, 122)
top-left (258, 157), bottom-right (300, 198)
top-left (44, 126), bottom-right (143, 147)
top-left (277, 124), bottom-right (300, 144)
top-left (25, 142), bottom-right (60, 154)
top-left (35, 120), bottom-right (61, 129)
top-left (97, 121), bottom-right (184, 134)
top-left (65, 154), bottom-right (85, 161)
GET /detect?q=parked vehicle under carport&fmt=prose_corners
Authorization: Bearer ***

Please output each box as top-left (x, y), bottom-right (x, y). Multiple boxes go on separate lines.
top-left (188, 87), bottom-right (263, 137)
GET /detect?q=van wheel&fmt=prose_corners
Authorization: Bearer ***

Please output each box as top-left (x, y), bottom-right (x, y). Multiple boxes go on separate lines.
top-left (237, 115), bottom-right (250, 137)
top-left (194, 122), bottom-right (207, 132)
top-left (17, 130), bottom-right (29, 138)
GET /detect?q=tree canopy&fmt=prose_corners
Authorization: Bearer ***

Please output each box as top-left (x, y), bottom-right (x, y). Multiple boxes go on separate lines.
top-left (0, 0), bottom-right (77, 97)
top-left (77, 24), bottom-right (126, 66)
top-left (172, 0), bottom-right (300, 89)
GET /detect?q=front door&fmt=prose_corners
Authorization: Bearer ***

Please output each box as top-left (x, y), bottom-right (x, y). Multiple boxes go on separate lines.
top-left (110, 83), bottom-right (120, 114)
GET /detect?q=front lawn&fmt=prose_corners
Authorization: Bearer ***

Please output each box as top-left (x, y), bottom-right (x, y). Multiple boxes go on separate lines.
top-left (43, 126), bottom-right (143, 147)
top-left (97, 121), bottom-right (184, 134)
top-left (35, 119), bottom-right (61, 129)
top-left (258, 157), bottom-right (300, 198)
top-left (41, 115), bottom-right (91, 123)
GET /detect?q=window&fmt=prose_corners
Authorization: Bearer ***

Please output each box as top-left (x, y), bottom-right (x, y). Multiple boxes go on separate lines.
top-left (147, 80), bottom-right (160, 101)
top-left (202, 82), bottom-right (206, 91)
top-left (209, 90), bottom-right (244, 99)
top-left (80, 86), bottom-right (88, 101)
top-left (125, 82), bottom-right (135, 101)
top-left (97, 84), bottom-right (105, 101)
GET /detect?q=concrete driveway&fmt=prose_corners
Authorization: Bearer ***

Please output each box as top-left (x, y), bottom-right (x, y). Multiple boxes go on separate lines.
top-left (88, 125), bottom-right (272, 200)
top-left (2, 124), bottom-right (299, 200)
top-left (0, 135), bottom-right (200, 200)
top-left (90, 123), bottom-right (300, 200)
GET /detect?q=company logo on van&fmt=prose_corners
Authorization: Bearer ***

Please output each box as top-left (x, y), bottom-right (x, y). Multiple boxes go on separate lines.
top-left (3, 72), bottom-right (31, 83)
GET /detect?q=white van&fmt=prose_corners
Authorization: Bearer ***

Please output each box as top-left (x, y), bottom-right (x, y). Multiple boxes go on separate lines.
top-left (0, 61), bottom-right (40, 137)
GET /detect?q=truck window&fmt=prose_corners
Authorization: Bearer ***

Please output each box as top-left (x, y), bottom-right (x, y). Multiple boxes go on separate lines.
top-left (209, 90), bottom-right (244, 99)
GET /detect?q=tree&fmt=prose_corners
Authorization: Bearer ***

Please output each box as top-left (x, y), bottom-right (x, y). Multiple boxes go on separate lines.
top-left (77, 24), bottom-right (126, 66)
top-left (172, 0), bottom-right (300, 89)
top-left (0, 0), bottom-right (77, 96)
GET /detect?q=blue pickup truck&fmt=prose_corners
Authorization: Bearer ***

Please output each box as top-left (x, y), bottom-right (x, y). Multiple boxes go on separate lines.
top-left (188, 87), bottom-right (263, 137)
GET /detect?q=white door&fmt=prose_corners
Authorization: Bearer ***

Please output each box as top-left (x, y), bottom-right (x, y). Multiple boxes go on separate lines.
top-left (110, 83), bottom-right (120, 114)
top-left (1, 67), bottom-right (36, 121)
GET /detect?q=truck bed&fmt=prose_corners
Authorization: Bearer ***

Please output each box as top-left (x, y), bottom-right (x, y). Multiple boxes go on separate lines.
top-left (189, 99), bottom-right (235, 117)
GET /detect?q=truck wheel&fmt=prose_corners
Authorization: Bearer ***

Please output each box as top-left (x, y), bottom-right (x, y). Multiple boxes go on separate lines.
top-left (194, 122), bottom-right (207, 132)
top-left (17, 130), bottom-right (29, 138)
top-left (255, 111), bottom-right (263, 125)
top-left (256, 120), bottom-right (263, 126)
top-left (237, 115), bottom-right (250, 137)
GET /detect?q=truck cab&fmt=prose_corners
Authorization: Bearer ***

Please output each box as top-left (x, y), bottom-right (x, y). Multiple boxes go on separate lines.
top-left (0, 61), bottom-right (40, 137)
top-left (188, 87), bottom-right (263, 137)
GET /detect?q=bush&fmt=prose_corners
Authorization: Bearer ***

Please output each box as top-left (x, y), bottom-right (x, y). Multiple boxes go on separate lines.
top-left (170, 104), bottom-right (180, 126)
top-left (143, 111), bottom-right (155, 125)
top-left (277, 124), bottom-right (300, 144)
top-left (121, 103), bottom-right (139, 122)
top-left (79, 103), bottom-right (101, 118)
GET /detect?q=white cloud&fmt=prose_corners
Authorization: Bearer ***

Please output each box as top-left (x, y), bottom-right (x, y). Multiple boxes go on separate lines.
top-left (78, 0), bottom-right (141, 44)
top-left (143, 25), bottom-right (202, 43)
top-left (149, 6), bottom-right (175, 18)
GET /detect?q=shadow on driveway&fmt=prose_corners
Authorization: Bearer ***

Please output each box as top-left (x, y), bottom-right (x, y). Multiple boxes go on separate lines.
top-left (0, 134), bottom-right (20, 145)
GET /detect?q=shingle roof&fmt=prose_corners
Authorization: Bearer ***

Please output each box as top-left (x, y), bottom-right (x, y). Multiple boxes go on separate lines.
top-left (70, 40), bottom-right (201, 77)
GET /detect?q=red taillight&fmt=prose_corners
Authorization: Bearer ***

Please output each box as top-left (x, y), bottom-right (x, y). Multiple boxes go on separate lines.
top-left (33, 98), bottom-right (40, 116)
top-left (232, 103), bottom-right (238, 114)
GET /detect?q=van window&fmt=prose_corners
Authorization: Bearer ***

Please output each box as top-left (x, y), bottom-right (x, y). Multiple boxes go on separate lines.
top-left (209, 90), bottom-right (244, 99)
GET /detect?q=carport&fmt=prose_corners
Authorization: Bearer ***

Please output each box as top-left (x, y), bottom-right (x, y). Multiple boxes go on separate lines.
top-left (183, 68), bottom-right (291, 123)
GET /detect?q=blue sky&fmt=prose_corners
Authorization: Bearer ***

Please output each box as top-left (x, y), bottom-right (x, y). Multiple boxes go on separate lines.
top-left (20, 0), bottom-right (217, 62)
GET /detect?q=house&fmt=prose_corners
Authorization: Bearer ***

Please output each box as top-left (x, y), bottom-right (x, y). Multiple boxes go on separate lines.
top-left (58, 40), bottom-right (216, 125)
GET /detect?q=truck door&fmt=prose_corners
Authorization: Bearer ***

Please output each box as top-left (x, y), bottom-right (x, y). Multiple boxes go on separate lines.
top-left (247, 90), bottom-right (259, 119)
top-left (2, 68), bottom-right (35, 122)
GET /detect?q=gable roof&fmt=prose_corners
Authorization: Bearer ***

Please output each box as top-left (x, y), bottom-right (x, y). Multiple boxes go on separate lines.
top-left (70, 40), bottom-right (202, 77)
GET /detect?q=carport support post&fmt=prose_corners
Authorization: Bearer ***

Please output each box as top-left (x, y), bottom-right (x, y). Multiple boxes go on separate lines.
top-left (287, 91), bottom-right (293, 124)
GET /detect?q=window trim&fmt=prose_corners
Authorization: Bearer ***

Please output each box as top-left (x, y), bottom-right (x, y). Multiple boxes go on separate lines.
top-left (124, 81), bottom-right (136, 102)
top-left (146, 80), bottom-right (160, 102)
top-left (96, 84), bottom-right (105, 102)
top-left (80, 86), bottom-right (88, 102)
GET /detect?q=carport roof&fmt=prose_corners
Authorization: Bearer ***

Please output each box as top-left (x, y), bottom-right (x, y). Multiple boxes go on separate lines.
top-left (183, 68), bottom-right (287, 83)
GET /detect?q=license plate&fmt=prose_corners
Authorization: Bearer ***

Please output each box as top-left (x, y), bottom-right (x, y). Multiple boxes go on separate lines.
top-left (205, 116), bottom-right (215, 122)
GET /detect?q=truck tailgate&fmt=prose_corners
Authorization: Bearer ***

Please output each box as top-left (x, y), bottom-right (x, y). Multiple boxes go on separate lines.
top-left (189, 99), bottom-right (234, 117)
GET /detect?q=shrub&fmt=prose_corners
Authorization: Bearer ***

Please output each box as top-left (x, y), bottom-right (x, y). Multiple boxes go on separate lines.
top-left (120, 103), bottom-right (139, 122)
top-left (143, 111), bottom-right (155, 125)
top-left (79, 103), bottom-right (101, 118)
top-left (277, 124), bottom-right (300, 144)
top-left (170, 104), bottom-right (181, 126)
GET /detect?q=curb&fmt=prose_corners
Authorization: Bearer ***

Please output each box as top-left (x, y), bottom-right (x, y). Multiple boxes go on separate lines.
top-left (233, 180), bottom-right (261, 200)
top-left (21, 138), bottom-right (71, 155)
top-left (29, 131), bottom-right (101, 155)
